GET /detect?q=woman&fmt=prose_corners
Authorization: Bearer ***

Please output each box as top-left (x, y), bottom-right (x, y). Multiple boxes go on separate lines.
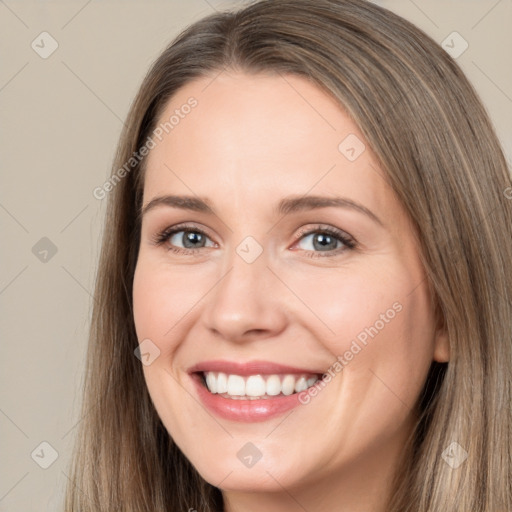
top-left (65, 0), bottom-right (512, 510)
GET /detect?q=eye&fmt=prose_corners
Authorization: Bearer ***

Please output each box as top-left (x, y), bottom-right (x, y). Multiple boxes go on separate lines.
top-left (152, 223), bottom-right (356, 258)
top-left (152, 223), bottom-right (216, 255)
top-left (292, 225), bottom-right (356, 257)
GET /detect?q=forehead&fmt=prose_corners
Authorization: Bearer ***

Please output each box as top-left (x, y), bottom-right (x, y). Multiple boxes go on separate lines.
top-left (142, 71), bottom-right (392, 218)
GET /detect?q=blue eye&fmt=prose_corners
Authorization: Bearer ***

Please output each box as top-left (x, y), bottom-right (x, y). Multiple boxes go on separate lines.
top-left (297, 232), bottom-right (343, 251)
top-left (292, 226), bottom-right (356, 257)
top-left (168, 230), bottom-right (215, 250)
top-left (153, 225), bottom-right (216, 255)
top-left (152, 223), bottom-right (356, 257)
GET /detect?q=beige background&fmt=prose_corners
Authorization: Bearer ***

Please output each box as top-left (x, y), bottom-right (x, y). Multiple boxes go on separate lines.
top-left (0, 0), bottom-right (510, 510)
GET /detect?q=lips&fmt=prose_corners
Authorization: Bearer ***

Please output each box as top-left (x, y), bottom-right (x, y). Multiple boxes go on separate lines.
top-left (188, 359), bottom-right (324, 422)
top-left (188, 359), bottom-right (324, 376)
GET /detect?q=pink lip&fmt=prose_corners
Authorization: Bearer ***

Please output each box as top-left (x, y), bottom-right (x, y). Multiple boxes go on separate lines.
top-left (188, 360), bottom-right (323, 423)
top-left (190, 373), bottom-right (306, 422)
top-left (188, 359), bottom-right (322, 376)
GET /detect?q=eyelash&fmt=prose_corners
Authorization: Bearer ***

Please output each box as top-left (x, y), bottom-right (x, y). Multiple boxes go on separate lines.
top-left (151, 223), bottom-right (357, 258)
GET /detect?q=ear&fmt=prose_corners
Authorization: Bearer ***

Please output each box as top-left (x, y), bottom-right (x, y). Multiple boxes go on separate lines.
top-left (432, 304), bottom-right (450, 362)
top-left (433, 327), bottom-right (450, 362)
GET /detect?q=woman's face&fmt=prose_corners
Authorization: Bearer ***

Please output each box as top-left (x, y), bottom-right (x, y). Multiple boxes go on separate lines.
top-left (132, 71), bottom-right (449, 495)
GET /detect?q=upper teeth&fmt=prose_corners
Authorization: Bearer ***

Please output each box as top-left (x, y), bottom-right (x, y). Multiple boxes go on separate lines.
top-left (204, 372), bottom-right (319, 398)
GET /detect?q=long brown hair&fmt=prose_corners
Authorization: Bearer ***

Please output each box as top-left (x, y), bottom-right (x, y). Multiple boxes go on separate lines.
top-left (65, 0), bottom-right (512, 510)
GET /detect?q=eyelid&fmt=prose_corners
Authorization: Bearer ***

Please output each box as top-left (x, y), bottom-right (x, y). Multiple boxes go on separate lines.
top-left (293, 224), bottom-right (353, 241)
top-left (152, 222), bottom-right (357, 255)
top-left (154, 221), bottom-right (214, 239)
top-left (290, 224), bottom-right (357, 252)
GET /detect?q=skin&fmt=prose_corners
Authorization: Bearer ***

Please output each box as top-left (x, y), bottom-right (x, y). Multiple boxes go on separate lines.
top-left (132, 71), bottom-right (450, 512)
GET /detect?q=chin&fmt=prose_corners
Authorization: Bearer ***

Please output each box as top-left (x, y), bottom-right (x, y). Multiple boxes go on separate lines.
top-left (187, 449), bottom-right (306, 492)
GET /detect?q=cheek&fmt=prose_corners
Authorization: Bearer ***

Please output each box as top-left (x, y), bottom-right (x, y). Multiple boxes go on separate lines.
top-left (290, 262), bottom-right (436, 403)
top-left (132, 260), bottom-right (204, 435)
top-left (293, 267), bottom-right (436, 459)
top-left (284, 263), bottom-right (409, 349)
top-left (132, 260), bottom-right (205, 353)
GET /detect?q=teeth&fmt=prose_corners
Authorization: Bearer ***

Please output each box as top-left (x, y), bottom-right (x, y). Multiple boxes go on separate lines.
top-left (202, 371), bottom-right (319, 398)
top-left (205, 372), bottom-right (217, 393)
top-left (266, 375), bottom-right (281, 396)
top-left (245, 375), bottom-right (266, 397)
top-left (281, 375), bottom-right (295, 396)
top-left (217, 372), bottom-right (228, 393)
top-left (307, 376), bottom-right (318, 387)
top-left (227, 374), bottom-right (245, 396)
top-left (295, 376), bottom-right (308, 392)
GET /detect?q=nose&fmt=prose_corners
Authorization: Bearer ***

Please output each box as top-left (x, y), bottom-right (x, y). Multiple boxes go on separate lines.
top-left (200, 246), bottom-right (288, 343)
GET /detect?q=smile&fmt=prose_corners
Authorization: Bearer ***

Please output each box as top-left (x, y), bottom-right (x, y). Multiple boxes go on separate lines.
top-left (202, 371), bottom-right (320, 399)
top-left (188, 360), bottom-right (324, 422)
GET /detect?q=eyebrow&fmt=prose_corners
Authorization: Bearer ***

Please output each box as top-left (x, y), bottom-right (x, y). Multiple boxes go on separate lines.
top-left (140, 194), bottom-right (383, 226)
